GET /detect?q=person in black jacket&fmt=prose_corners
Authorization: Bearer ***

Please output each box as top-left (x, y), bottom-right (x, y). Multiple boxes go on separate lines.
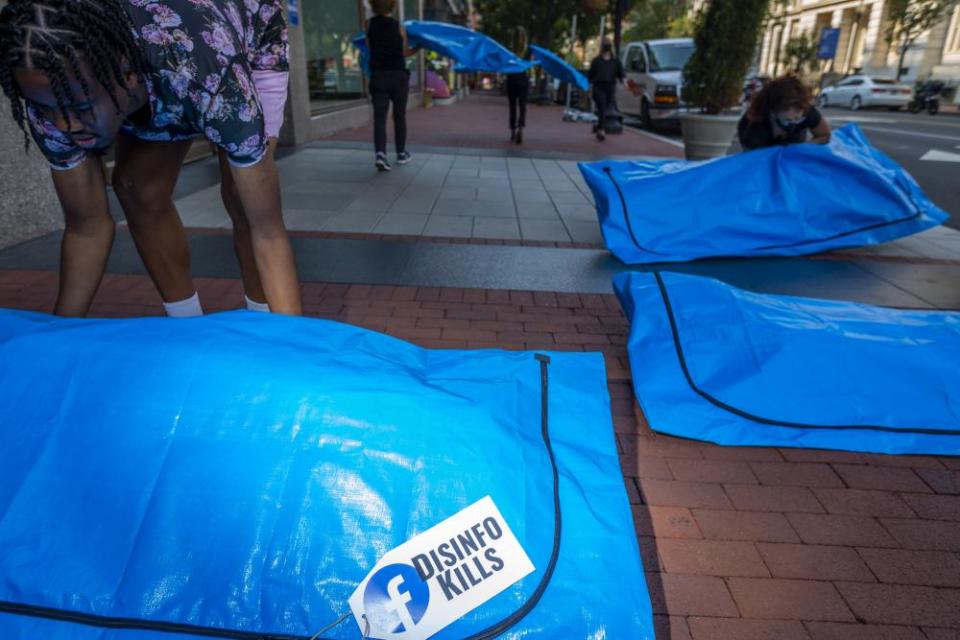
top-left (588, 40), bottom-right (624, 141)
top-left (505, 27), bottom-right (531, 144)
top-left (366, 0), bottom-right (417, 171)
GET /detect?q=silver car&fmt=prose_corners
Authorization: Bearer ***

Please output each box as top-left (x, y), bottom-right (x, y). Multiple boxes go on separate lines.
top-left (617, 38), bottom-right (695, 128)
top-left (818, 75), bottom-right (912, 111)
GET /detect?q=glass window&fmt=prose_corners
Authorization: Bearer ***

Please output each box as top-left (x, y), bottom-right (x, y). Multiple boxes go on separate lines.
top-left (404, 0), bottom-right (422, 91)
top-left (302, 0), bottom-right (365, 113)
top-left (647, 43), bottom-right (695, 72)
top-left (626, 47), bottom-right (645, 73)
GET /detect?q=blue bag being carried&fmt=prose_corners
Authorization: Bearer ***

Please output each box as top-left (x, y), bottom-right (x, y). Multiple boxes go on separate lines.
top-left (354, 21), bottom-right (535, 75)
top-left (614, 271), bottom-right (960, 456)
top-left (580, 124), bottom-right (948, 264)
top-left (0, 310), bottom-right (653, 639)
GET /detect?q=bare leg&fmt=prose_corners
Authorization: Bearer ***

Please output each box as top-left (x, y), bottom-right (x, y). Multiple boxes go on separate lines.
top-left (218, 145), bottom-right (266, 304)
top-left (50, 158), bottom-right (115, 316)
top-left (112, 136), bottom-right (195, 303)
top-left (225, 140), bottom-right (302, 315)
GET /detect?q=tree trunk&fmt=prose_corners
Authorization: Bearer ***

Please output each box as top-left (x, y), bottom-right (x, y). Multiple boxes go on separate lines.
top-left (896, 42), bottom-right (908, 81)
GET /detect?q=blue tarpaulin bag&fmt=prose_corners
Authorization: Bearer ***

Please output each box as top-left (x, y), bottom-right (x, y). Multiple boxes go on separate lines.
top-left (0, 310), bottom-right (653, 639)
top-left (580, 124), bottom-right (948, 264)
top-left (614, 271), bottom-right (960, 456)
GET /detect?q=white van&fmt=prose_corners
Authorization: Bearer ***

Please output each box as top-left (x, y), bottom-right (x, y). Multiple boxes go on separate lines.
top-left (617, 38), bottom-right (695, 128)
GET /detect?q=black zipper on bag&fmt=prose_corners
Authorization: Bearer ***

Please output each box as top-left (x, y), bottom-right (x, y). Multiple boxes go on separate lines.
top-left (654, 271), bottom-right (960, 436)
top-left (0, 355), bottom-right (563, 639)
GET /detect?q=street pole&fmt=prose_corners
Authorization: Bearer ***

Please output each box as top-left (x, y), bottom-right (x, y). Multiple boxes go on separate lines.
top-left (566, 14), bottom-right (578, 112)
top-left (599, 15), bottom-right (606, 50)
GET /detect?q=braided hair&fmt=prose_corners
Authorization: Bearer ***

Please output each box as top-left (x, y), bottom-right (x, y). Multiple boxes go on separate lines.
top-left (0, 0), bottom-right (148, 150)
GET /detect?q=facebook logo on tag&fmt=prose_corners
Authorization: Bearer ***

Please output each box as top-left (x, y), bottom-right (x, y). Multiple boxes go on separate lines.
top-left (363, 564), bottom-right (430, 634)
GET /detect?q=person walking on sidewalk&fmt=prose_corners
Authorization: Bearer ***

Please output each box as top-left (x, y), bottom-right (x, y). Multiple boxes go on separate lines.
top-left (738, 75), bottom-right (831, 151)
top-left (588, 40), bottom-right (624, 142)
top-left (0, 0), bottom-right (302, 318)
top-left (366, 0), bottom-right (417, 172)
top-left (505, 26), bottom-right (531, 145)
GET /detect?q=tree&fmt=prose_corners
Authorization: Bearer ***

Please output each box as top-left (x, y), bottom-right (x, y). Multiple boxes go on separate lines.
top-left (885, 0), bottom-right (958, 80)
top-left (476, 0), bottom-right (605, 53)
top-left (682, 0), bottom-right (769, 114)
top-left (782, 32), bottom-right (820, 75)
top-left (622, 0), bottom-right (693, 43)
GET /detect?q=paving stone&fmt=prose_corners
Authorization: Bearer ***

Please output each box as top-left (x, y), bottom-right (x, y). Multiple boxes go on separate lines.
top-left (804, 622), bottom-right (926, 640)
top-left (750, 462), bottom-right (844, 488)
top-left (372, 214), bottom-right (429, 236)
top-left (880, 518), bottom-right (960, 551)
top-left (471, 218), bottom-right (521, 240)
top-left (756, 543), bottom-right (875, 581)
top-left (728, 578), bottom-right (855, 622)
top-left (518, 219), bottom-right (571, 242)
top-left (725, 485), bottom-right (824, 513)
top-left (421, 216), bottom-right (474, 238)
top-left (835, 582), bottom-right (960, 627)
top-left (688, 617), bottom-right (811, 640)
top-left (812, 488), bottom-right (916, 518)
top-left (639, 479), bottom-right (733, 509)
top-left (667, 458), bottom-right (759, 485)
top-left (898, 493), bottom-right (960, 521)
top-left (832, 464), bottom-right (932, 493)
top-left (658, 538), bottom-right (770, 577)
top-left (857, 548), bottom-right (960, 587)
top-left (786, 513), bottom-right (898, 547)
top-left (649, 572), bottom-right (739, 617)
top-left (693, 509), bottom-right (800, 543)
top-left (633, 506), bottom-right (702, 539)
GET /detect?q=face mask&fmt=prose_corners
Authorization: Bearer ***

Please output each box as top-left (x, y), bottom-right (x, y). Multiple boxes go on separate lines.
top-left (775, 112), bottom-right (805, 130)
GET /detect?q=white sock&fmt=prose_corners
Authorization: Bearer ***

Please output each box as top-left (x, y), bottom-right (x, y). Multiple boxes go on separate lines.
top-left (245, 295), bottom-right (270, 313)
top-left (163, 292), bottom-right (203, 318)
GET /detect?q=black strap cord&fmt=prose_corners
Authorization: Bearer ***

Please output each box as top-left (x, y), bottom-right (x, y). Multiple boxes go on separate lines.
top-left (461, 354), bottom-right (561, 640)
top-left (602, 166), bottom-right (670, 257)
top-left (654, 271), bottom-right (960, 436)
top-left (0, 355), bottom-right (563, 639)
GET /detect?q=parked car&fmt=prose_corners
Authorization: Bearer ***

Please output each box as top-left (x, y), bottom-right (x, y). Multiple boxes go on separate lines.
top-left (817, 75), bottom-right (912, 111)
top-left (617, 38), bottom-right (695, 128)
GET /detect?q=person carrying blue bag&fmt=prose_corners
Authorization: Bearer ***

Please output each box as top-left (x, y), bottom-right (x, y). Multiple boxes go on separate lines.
top-left (366, 0), bottom-right (418, 172)
top-left (588, 40), bottom-right (624, 141)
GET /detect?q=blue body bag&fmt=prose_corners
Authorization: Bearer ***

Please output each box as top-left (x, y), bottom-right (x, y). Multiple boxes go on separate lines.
top-left (580, 124), bottom-right (948, 264)
top-left (528, 46), bottom-right (588, 92)
top-left (614, 271), bottom-right (960, 455)
top-left (0, 310), bottom-right (652, 639)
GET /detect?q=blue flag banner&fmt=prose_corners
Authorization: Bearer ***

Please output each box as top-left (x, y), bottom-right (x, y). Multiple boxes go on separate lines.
top-left (0, 310), bottom-right (653, 639)
top-left (614, 271), bottom-right (960, 456)
top-left (818, 27), bottom-right (841, 59)
top-left (579, 124), bottom-right (947, 264)
top-left (529, 45), bottom-right (589, 91)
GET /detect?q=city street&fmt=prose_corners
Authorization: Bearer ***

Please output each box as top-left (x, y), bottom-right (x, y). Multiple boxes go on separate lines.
top-left (629, 107), bottom-right (960, 228)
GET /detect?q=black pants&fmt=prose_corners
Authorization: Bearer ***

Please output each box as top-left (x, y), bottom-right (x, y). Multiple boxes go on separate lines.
top-left (506, 75), bottom-right (529, 130)
top-left (370, 69), bottom-right (409, 155)
top-left (593, 83), bottom-right (616, 132)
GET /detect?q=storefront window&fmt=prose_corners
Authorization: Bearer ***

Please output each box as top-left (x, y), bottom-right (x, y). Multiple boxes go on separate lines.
top-left (404, 0), bottom-right (422, 91)
top-left (302, 0), bottom-right (365, 113)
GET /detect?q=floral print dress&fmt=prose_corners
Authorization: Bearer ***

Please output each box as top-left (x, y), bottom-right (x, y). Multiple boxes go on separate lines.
top-left (27, 0), bottom-right (288, 170)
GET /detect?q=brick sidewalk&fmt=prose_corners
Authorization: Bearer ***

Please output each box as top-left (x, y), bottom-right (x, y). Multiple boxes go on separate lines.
top-left (325, 92), bottom-right (683, 159)
top-left (4, 269), bottom-right (960, 640)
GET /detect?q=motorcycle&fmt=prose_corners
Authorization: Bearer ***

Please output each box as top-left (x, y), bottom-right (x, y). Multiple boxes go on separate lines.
top-left (909, 80), bottom-right (944, 115)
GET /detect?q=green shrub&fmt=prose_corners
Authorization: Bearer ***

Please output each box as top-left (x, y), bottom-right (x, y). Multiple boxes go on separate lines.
top-left (681, 0), bottom-right (769, 114)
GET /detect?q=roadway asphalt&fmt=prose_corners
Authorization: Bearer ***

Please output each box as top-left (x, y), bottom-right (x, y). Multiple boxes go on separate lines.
top-left (628, 107), bottom-right (960, 229)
